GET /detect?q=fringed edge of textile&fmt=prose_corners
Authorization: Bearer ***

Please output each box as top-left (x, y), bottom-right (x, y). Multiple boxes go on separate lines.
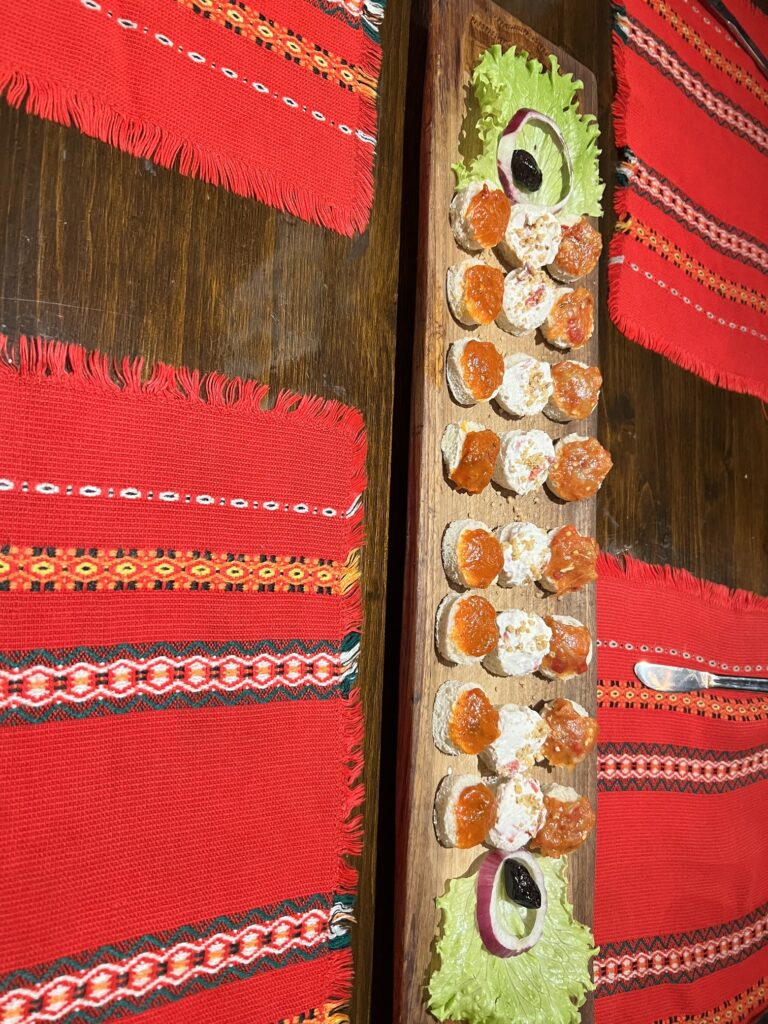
top-left (607, 234), bottom-right (768, 401)
top-left (315, 604), bottom-right (365, 1021)
top-left (309, 953), bottom-right (355, 1024)
top-left (0, 333), bottom-right (368, 550)
top-left (608, 21), bottom-right (768, 401)
top-left (320, 679), bottom-right (364, 1023)
top-left (611, 9), bottom-right (632, 153)
top-left (598, 552), bottom-right (768, 612)
top-left (279, 1000), bottom-right (353, 1024)
top-left (0, 331), bottom-right (369, 1023)
top-left (0, 60), bottom-right (380, 237)
top-left (354, 27), bottom-right (384, 235)
top-left (337, 686), bottom-right (365, 891)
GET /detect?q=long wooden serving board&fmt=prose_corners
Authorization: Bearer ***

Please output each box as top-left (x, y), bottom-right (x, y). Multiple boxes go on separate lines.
top-left (395, 2), bottom-right (600, 1021)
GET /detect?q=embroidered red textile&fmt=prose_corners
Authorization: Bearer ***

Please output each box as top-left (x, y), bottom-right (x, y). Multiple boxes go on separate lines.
top-left (609, 0), bottom-right (768, 399)
top-left (595, 553), bottom-right (768, 1024)
top-left (0, 0), bottom-right (384, 235)
top-left (0, 336), bottom-right (366, 1024)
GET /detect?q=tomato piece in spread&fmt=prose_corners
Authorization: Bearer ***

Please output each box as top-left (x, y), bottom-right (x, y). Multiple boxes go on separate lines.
top-left (542, 616), bottom-right (592, 678)
top-left (552, 217), bottom-right (602, 279)
top-left (549, 437), bottom-right (612, 501)
top-left (451, 594), bottom-right (498, 658)
top-left (457, 527), bottom-right (504, 589)
top-left (551, 361), bottom-right (602, 420)
top-left (449, 688), bottom-right (501, 755)
top-left (542, 698), bottom-right (599, 767)
top-left (460, 339), bottom-right (505, 401)
top-left (454, 782), bottom-right (497, 848)
top-left (466, 185), bottom-right (511, 249)
top-left (463, 264), bottom-right (505, 325)
top-left (542, 525), bottom-right (599, 596)
top-left (525, 284), bottom-right (546, 309)
top-left (543, 288), bottom-right (594, 349)
top-left (450, 429), bottom-right (500, 494)
top-left (531, 793), bottom-right (595, 857)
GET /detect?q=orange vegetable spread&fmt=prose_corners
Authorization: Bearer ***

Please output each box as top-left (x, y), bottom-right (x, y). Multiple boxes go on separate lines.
top-left (544, 288), bottom-right (594, 349)
top-left (553, 217), bottom-right (602, 279)
top-left (551, 361), bottom-right (602, 420)
top-left (454, 782), bottom-right (497, 848)
top-left (466, 185), bottom-right (511, 249)
top-left (542, 698), bottom-right (599, 767)
top-left (451, 429), bottom-right (500, 494)
top-left (531, 794), bottom-right (595, 856)
top-left (541, 525), bottom-right (599, 596)
top-left (549, 438), bottom-right (613, 501)
top-left (460, 340), bottom-right (505, 401)
top-left (451, 595), bottom-right (498, 658)
top-left (464, 264), bottom-right (504, 325)
top-left (449, 688), bottom-right (501, 755)
top-left (542, 616), bottom-right (591, 678)
top-left (457, 527), bottom-right (504, 588)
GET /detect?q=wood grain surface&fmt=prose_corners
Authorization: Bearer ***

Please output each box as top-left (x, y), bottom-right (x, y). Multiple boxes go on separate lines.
top-left (453, 0), bottom-right (767, 598)
top-left (394, 3), bottom-right (601, 1020)
top-left (0, 0), bottom-right (410, 1017)
top-left (3, 0), bottom-right (768, 1019)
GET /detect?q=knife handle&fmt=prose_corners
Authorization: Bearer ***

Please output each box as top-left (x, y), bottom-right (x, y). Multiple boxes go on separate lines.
top-left (712, 673), bottom-right (768, 692)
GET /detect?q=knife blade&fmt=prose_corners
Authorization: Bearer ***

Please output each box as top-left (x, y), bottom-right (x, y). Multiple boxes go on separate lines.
top-left (635, 661), bottom-right (768, 693)
top-left (698, 0), bottom-right (768, 79)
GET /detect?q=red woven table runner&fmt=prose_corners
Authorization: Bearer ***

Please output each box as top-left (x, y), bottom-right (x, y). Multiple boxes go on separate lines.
top-left (609, 0), bottom-right (768, 399)
top-left (0, 336), bottom-right (366, 1024)
top-left (594, 554), bottom-right (768, 1024)
top-left (0, 0), bottom-right (384, 235)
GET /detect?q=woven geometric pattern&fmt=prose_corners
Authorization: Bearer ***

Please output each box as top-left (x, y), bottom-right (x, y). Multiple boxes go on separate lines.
top-left (596, 900), bottom-right (768, 995)
top-left (609, 0), bottom-right (768, 398)
top-left (595, 555), bottom-right (768, 1024)
top-left (0, 635), bottom-right (359, 726)
top-left (598, 740), bottom-right (768, 794)
top-left (654, 978), bottom-right (767, 1024)
top-left (0, 0), bottom-right (386, 234)
top-left (0, 335), bottom-right (366, 1024)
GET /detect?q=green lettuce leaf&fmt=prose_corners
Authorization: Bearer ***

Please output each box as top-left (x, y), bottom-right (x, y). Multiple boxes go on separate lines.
top-left (454, 45), bottom-right (604, 218)
top-left (428, 856), bottom-right (597, 1024)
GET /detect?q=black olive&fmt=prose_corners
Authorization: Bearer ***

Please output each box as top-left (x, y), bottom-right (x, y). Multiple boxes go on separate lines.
top-left (503, 860), bottom-right (542, 909)
top-left (511, 149), bottom-right (542, 193)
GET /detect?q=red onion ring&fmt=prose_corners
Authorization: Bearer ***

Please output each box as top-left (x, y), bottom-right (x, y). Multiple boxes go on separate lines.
top-left (476, 849), bottom-right (548, 958)
top-left (497, 108), bottom-right (574, 213)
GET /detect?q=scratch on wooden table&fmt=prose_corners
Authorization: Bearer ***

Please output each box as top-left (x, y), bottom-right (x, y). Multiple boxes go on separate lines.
top-left (0, 297), bottom-right (136, 320)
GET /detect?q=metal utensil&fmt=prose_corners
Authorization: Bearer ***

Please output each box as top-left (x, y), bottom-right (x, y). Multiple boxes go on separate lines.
top-left (635, 660), bottom-right (768, 693)
top-left (699, 0), bottom-right (768, 79)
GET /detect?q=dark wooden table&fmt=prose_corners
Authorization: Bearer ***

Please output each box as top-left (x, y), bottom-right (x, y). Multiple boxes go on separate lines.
top-left (1, 0), bottom-right (766, 1020)
top-left (0, 0), bottom-right (410, 1017)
